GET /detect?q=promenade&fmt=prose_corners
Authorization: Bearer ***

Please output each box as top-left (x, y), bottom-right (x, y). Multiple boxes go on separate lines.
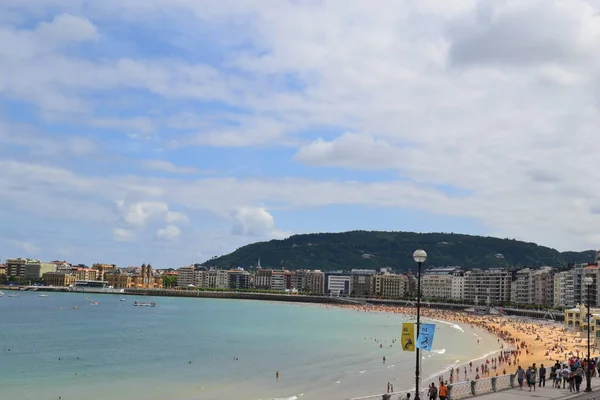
top-left (480, 381), bottom-right (600, 400)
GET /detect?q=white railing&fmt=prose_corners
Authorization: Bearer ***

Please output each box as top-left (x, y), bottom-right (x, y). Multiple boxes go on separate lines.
top-left (494, 375), bottom-right (512, 391)
top-left (349, 375), bottom-right (516, 400)
top-left (448, 381), bottom-right (472, 399)
top-left (348, 389), bottom-right (426, 400)
top-left (472, 379), bottom-right (494, 396)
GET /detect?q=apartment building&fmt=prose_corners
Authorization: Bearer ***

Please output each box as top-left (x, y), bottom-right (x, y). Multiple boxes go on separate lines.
top-left (228, 270), bottom-right (250, 289)
top-left (582, 264), bottom-right (600, 307)
top-left (421, 268), bottom-right (458, 300)
top-left (375, 274), bottom-right (407, 298)
top-left (254, 269), bottom-right (272, 289)
top-left (177, 265), bottom-right (195, 287)
top-left (92, 263), bottom-right (117, 281)
top-left (533, 266), bottom-right (554, 307)
top-left (464, 268), bottom-right (511, 304)
top-left (270, 270), bottom-right (285, 291)
top-left (554, 270), bottom-right (575, 308)
top-left (6, 258), bottom-right (57, 281)
top-left (305, 271), bottom-right (325, 294)
top-left (511, 268), bottom-right (534, 305)
top-left (207, 269), bottom-right (229, 289)
top-left (451, 272), bottom-right (465, 300)
top-left (510, 267), bottom-right (555, 307)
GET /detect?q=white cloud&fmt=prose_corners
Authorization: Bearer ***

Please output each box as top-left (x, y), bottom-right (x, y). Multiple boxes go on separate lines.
top-left (231, 207), bottom-right (278, 237)
top-left (141, 160), bottom-right (200, 175)
top-left (294, 133), bottom-right (404, 170)
top-left (156, 225), bottom-right (181, 241)
top-left (5, 0), bottom-right (600, 267)
top-left (0, 119), bottom-right (98, 156)
top-left (115, 201), bottom-right (168, 227)
top-left (112, 228), bottom-right (134, 242)
top-left (165, 211), bottom-right (189, 224)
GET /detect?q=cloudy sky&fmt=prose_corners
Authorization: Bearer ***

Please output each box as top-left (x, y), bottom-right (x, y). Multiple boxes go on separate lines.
top-left (1, 0), bottom-right (600, 268)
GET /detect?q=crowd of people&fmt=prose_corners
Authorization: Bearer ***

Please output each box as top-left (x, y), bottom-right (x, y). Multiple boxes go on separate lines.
top-left (335, 303), bottom-right (600, 399)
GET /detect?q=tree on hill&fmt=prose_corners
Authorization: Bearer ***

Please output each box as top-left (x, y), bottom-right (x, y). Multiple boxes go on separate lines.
top-left (201, 230), bottom-right (595, 271)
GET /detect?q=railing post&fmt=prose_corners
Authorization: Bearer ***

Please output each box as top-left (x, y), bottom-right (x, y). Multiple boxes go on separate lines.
top-left (491, 377), bottom-right (497, 392)
top-left (448, 385), bottom-right (453, 399)
top-left (509, 374), bottom-right (515, 388)
top-left (470, 380), bottom-right (477, 396)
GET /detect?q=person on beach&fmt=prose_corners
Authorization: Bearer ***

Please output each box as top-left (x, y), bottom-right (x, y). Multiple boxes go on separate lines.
top-left (516, 366), bottom-right (525, 390)
top-left (428, 382), bottom-right (438, 400)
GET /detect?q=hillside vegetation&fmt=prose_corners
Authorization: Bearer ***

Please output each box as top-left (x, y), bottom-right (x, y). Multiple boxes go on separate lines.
top-left (202, 231), bottom-right (595, 271)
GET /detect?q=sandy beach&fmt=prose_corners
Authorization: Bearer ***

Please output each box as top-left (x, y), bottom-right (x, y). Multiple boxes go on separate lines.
top-left (337, 304), bottom-right (600, 383)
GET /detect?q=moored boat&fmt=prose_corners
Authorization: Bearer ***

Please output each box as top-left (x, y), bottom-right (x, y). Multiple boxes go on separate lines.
top-left (133, 301), bottom-right (156, 307)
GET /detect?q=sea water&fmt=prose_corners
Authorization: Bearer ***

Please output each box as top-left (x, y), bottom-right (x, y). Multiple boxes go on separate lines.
top-left (0, 292), bottom-right (501, 400)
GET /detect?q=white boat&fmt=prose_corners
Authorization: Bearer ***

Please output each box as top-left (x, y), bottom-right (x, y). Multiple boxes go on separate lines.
top-left (8, 294), bottom-right (20, 297)
top-left (133, 301), bottom-right (156, 307)
top-left (120, 298), bottom-right (126, 301)
top-left (0, 291), bottom-right (3, 297)
top-left (38, 294), bottom-right (49, 297)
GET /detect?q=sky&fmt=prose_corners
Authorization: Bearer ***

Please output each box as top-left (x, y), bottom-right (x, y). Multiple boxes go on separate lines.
top-left (2, 0), bottom-right (600, 269)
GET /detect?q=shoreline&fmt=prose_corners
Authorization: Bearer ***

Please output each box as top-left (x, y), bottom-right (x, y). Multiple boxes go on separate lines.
top-left (334, 303), bottom-right (600, 398)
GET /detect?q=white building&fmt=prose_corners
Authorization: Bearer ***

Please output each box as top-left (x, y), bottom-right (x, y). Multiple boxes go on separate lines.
top-left (271, 270), bottom-right (285, 291)
top-left (375, 274), bottom-right (407, 298)
top-left (421, 268), bottom-right (458, 300)
top-left (177, 265), bottom-right (195, 287)
top-left (451, 273), bottom-right (465, 301)
top-left (554, 270), bottom-right (575, 308)
top-left (533, 266), bottom-right (554, 307)
top-left (326, 273), bottom-right (351, 296)
top-left (511, 267), bottom-right (555, 307)
top-left (464, 268), bottom-right (511, 305)
top-left (511, 268), bottom-right (533, 306)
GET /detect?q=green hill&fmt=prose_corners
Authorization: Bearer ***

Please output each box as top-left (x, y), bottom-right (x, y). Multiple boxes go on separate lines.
top-left (202, 230), bottom-right (595, 271)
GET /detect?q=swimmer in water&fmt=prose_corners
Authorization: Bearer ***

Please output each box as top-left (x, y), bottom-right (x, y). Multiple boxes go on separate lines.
top-left (276, 371), bottom-right (279, 380)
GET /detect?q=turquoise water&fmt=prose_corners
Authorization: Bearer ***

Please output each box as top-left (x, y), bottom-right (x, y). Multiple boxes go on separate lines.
top-left (0, 292), bottom-right (500, 400)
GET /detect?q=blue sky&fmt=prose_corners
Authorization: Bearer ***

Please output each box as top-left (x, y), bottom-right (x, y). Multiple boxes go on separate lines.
top-left (1, 0), bottom-right (600, 268)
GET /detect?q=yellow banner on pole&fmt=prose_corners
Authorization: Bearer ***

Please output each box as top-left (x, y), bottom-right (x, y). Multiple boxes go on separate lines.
top-left (401, 322), bottom-right (415, 352)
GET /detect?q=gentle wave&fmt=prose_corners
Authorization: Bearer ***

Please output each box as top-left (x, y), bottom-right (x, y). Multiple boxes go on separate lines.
top-left (432, 348), bottom-right (446, 354)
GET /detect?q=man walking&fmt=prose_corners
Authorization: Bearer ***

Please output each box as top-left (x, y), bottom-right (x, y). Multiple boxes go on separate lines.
top-left (439, 381), bottom-right (448, 400)
top-left (539, 364), bottom-right (546, 387)
top-left (428, 382), bottom-right (438, 400)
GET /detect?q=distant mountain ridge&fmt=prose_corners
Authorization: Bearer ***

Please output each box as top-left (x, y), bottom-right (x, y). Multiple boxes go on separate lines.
top-left (202, 230), bottom-right (596, 271)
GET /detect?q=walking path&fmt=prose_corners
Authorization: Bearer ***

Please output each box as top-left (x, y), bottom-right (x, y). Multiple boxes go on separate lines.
top-left (478, 380), bottom-right (600, 400)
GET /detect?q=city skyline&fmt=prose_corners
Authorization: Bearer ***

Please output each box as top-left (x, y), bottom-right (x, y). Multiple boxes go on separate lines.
top-left (2, 1), bottom-right (600, 269)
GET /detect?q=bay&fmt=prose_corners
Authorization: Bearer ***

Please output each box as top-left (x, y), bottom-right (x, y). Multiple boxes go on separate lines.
top-left (0, 292), bottom-right (501, 400)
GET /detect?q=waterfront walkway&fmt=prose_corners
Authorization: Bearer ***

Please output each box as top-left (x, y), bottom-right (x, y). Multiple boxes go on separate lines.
top-left (478, 382), bottom-right (600, 400)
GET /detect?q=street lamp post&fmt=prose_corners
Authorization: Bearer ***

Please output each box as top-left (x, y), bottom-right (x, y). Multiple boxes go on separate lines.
top-left (413, 249), bottom-right (427, 400)
top-left (584, 276), bottom-right (593, 392)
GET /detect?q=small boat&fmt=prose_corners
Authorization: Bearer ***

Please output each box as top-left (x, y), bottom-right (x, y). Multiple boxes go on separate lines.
top-left (120, 298), bottom-right (126, 301)
top-left (0, 291), bottom-right (3, 297)
top-left (133, 301), bottom-right (156, 307)
top-left (38, 294), bottom-right (49, 297)
top-left (8, 294), bottom-right (20, 298)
